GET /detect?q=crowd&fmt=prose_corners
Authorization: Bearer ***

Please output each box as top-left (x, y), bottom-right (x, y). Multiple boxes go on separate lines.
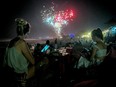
top-left (1, 18), bottom-right (116, 87)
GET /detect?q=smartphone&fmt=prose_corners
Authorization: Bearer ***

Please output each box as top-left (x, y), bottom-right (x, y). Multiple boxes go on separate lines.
top-left (41, 45), bottom-right (50, 52)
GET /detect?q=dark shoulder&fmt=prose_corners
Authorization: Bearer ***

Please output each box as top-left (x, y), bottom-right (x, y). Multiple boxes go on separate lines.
top-left (8, 37), bottom-right (20, 48)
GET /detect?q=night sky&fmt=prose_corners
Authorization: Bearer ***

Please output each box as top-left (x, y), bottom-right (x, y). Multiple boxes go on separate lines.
top-left (0, 0), bottom-right (116, 39)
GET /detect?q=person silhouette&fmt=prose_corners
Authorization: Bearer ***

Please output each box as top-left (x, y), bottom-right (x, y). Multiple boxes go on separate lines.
top-left (4, 18), bottom-right (35, 86)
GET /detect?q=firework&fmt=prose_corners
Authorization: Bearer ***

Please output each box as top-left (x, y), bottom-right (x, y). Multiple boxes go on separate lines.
top-left (41, 3), bottom-right (75, 37)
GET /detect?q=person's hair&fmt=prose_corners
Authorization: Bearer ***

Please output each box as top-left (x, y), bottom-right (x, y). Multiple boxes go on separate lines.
top-left (15, 18), bottom-right (30, 35)
top-left (91, 28), bottom-right (103, 40)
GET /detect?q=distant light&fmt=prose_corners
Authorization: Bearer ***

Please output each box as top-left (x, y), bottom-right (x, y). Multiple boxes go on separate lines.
top-left (111, 26), bottom-right (116, 34)
top-left (69, 33), bottom-right (75, 38)
top-left (109, 26), bottom-right (116, 35)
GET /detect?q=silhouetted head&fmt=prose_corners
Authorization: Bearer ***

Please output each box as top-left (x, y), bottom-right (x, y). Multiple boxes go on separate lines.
top-left (46, 40), bottom-right (50, 45)
top-left (91, 28), bottom-right (103, 42)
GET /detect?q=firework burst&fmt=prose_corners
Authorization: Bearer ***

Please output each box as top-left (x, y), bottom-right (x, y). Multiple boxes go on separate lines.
top-left (41, 3), bottom-right (75, 37)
